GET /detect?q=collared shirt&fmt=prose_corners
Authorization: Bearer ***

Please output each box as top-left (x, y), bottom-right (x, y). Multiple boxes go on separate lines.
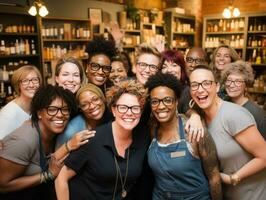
top-left (65, 121), bottom-right (150, 200)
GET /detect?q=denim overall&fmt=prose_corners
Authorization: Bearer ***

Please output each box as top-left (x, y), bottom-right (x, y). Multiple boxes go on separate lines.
top-left (148, 117), bottom-right (211, 200)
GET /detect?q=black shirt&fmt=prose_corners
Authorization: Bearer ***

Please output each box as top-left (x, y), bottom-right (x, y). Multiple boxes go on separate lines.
top-left (65, 121), bottom-right (150, 200)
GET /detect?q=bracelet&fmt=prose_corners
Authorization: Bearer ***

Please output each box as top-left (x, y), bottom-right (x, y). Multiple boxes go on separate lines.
top-left (230, 173), bottom-right (241, 186)
top-left (40, 170), bottom-right (55, 183)
top-left (65, 141), bottom-right (71, 153)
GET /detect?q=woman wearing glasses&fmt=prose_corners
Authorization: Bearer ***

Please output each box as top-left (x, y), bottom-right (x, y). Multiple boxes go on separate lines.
top-left (209, 45), bottom-right (240, 100)
top-left (0, 65), bottom-right (42, 139)
top-left (161, 49), bottom-right (205, 141)
top-left (55, 83), bottom-right (112, 148)
top-left (85, 36), bottom-right (116, 92)
top-left (221, 60), bottom-right (266, 140)
top-left (55, 56), bottom-right (85, 94)
top-left (0, 85), bottom-right (92, 199)
top-left (145, 72), bottom-right (222, 200)
top-left (189, 65), bottom-right (266, 200)
top-left (55, 80), bottom-right (150, 200)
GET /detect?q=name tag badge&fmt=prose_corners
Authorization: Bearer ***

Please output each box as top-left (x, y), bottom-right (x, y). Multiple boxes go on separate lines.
top-left (170, 151), bottom-right (186, 158)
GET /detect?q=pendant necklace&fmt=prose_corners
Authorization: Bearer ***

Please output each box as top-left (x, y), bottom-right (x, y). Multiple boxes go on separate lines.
top-left (112, 148), bottom-right (130, 199)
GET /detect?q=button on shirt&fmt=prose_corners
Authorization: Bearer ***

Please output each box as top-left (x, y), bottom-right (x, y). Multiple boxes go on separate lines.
top-left (64, 121), bottom-right (150, 200)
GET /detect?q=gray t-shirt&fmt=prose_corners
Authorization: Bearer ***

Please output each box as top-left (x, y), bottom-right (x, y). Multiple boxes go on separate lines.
top-left (0, 122), bottom-right (41, 175)
top-left (243, 100), bottom-right (266, 140)
top-left (208, 101), bottom-right (266, 200)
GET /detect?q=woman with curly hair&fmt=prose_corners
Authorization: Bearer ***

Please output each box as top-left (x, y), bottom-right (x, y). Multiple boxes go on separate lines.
top-left (85, 36), bottom-right (116, 92)
top-left (55, 79), bottom-right (151, 200)
top-left (222, 60), bottom-right (266, 140)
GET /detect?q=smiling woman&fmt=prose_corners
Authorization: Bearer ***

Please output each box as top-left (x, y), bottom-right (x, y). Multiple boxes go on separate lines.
top-left (55, 83), bottom-right (112, 148)
top-left (85, 36), bottom-right (116, 92)
top-left (55, 79), bottom-right (151, 200)
top-left (0, 65), bottom-right (42, 139)
top-left (0, 85), bottom-right (92, 199)
top-left (55, 56), bottom-right (85, 94)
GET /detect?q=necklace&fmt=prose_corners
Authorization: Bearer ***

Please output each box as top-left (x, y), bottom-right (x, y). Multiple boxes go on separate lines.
top-left (112, 148), bottom-right (130, 199)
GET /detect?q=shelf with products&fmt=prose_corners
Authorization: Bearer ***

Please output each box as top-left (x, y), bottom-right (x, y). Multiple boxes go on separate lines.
top-left (245, 14), bottom-right (266, 67)
top-left (203, 15), bottom-right (247, 59)
top-left (0, 6), bottom-right (42, 103)
top-left (164, 12), bottom-right (195, 50)
top-left (41, 17), bottom-right (91, 81)
top-left (140, 22), bottom-right (165, 47)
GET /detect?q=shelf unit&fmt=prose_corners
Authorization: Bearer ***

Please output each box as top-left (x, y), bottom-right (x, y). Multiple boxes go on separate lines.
top-left (41, 17), bottom-right (91, 83)
top-left (0, 6), bottom-right (42, 102)
top-left (202, 16), bottom-right (247, 59)
top-left (164, 12), bottom-right (195, 51)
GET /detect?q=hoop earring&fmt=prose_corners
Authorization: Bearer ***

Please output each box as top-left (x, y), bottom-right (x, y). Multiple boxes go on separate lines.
top-left (189, 99), bottom-right (195, 109)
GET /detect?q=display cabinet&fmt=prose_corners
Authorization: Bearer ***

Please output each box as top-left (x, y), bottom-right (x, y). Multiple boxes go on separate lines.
top-left (164, 12), bottom-right (195, 51)
top-left (0, 6), bottom-right (42, 105)
top-left (202, 16), bottom-right (247, 59)
top-left (41, 17), bottom-right (91, 83)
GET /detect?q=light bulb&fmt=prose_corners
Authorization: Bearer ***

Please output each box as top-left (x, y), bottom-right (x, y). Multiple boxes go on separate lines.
top-left (233, 8), bottom-right (240, 17)
top-left (28, 5), bottom-right (37, 16)
top-left (39, 5), bottom-right (49, 17)
top-left (223, 8), bottom-right (231, 19)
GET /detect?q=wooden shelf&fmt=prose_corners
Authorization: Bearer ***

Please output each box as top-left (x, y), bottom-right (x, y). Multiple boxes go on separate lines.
top-left (42, 17), bottom-right (90, 22)
top-left (43, 38), bottom-right (91, 42)
top-left (248, 31), bottom-right (266, 34)
top-left (248, 90), bottom-right (266, 94)
top-left (246, 47), bottom-right (266, 49)
top-left (173, 32), bottom-right (195, 35)
top-left (205, 31), bottom-right (244, 35)
top-left (251, 63), bottom-right (266, 67)
top-left (0, 32), bottom-right (38, 36)
top-left (124, 29), bottom-right (141, 33)
top-left (0, 54), bottom-right (39, 58)
top-left (44, 56), bottom-right (88, 62)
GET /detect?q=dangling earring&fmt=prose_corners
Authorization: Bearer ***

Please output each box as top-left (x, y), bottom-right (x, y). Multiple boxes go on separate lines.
top-left (189, 99), bottom-right (195, 108)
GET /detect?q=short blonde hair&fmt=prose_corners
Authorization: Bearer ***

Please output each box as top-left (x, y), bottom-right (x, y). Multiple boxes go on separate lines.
top-left (11, 65), bottom-right (42, 95)
top-left (106, 79), bottom-right (148, 110)
top-left (221, 60), bottom-right (254, 87)
top-left (135, 43), bottom-right (162, 68)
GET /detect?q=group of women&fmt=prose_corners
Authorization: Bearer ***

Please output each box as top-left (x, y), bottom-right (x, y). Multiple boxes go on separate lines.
top-left (0, 35), bottom-right (266, 200)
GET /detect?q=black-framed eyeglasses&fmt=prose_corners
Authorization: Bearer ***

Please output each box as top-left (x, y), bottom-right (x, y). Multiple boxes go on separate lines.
top-left (185, 57), bottom-right (205, 64)
top-left (190, 80), bottom-right (215, 91)
top-left (46, 106), bottom-right (70, 116)
top-left (116, 104), bottom-right (142, 114)
top-left (21, 77), bottom-right (40, 85)
top-left (225, 79), bottom-right (245, 87)
top-left (89, 62), bottom-right (112, 73)
top-left (79, 96), bottom-right (102, 111)
top-left (150, 96), bottom-right (175, 108)
top-left (137, 62), bottom-right (158, 72)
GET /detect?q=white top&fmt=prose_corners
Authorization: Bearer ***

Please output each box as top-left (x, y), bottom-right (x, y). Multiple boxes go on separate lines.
top-left (0, 100), bottom-right (30, 139)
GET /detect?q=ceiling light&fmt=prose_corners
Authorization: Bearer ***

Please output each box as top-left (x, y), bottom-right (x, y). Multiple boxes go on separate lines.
top-left (28, 1), bottom-right (49, 17)
top-left (222, 1), bottom-right (240, 19)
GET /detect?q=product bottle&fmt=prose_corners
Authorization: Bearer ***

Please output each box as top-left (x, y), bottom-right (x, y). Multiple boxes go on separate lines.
top-left (31, 40), bottom-right (36, 55)
top-left (25, 39), bottom-right (30, 55)
top-left (0, 40), bottom-right (5, 55)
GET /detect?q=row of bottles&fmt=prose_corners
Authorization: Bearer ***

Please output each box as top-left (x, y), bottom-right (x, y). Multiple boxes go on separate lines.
top-left (0, 39), bottom-right (36, 56)
top-left (122, 35), bottom-right (140, 46)
top-left (247, 36), bottom-right (266, 48)
top-left (43, 44), bottom-right (87, 60)
top-left (207, 18), bottom-right (245, 32)
top-left (42, 26), bottom-right (90, 39)
top-left (252, 75), bottom-right (266, 92)
top-left (205, 35), bottom-right (244, 48)
top-left (4, 25), bottom-right (35, 33)
top-left (173, 20), bottom-right (194, 33)
top-left (0, 82), bottom-right (15, 108)
top-left (248, 19), bottom-right (266, 32)
top-left (172, 37), bottom-right (190, 48)
top-left (248, 48), bottom-right (266, 64)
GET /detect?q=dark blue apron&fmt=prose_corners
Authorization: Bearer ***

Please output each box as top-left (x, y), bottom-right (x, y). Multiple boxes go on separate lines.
top-left (148, 117), bottom-right (211, 200)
